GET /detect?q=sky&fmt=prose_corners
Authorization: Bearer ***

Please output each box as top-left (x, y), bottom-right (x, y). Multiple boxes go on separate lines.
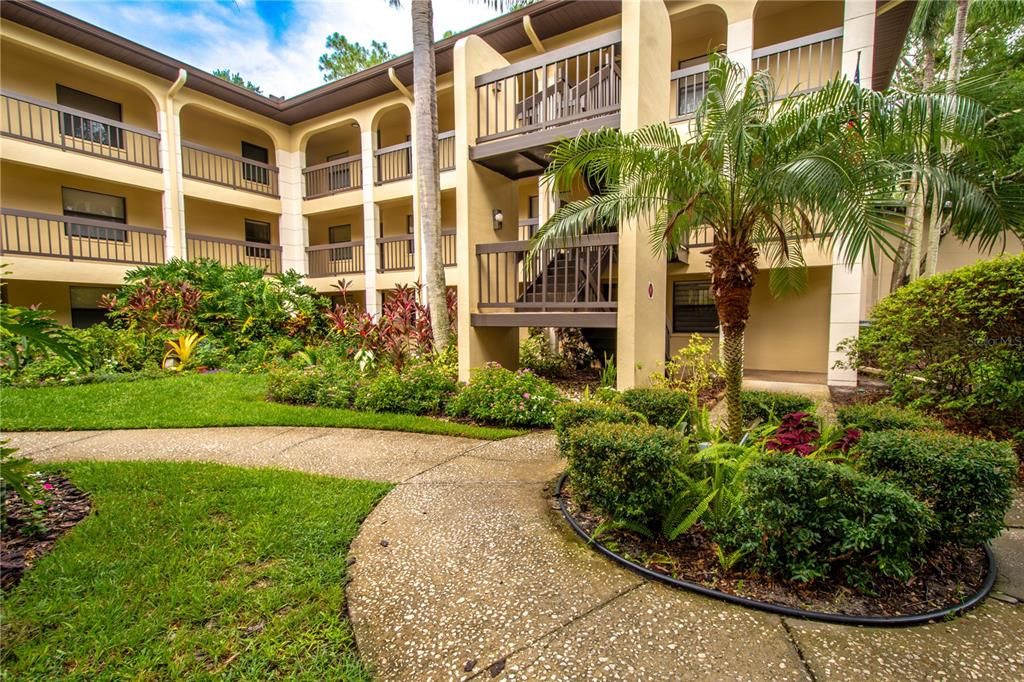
top-left (46, 0), bottom-right (505, 98)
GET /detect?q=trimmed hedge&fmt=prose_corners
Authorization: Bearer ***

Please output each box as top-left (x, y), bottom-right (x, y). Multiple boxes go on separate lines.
top-left (619, 388), bottom-right (691, 429)
top-left (734, 457), bottom-right (933, 587)
top-left (565, 422), bottom-right (686, 526)
top-left (553, 400), bottom-right (645, 452)
top-left (857, 429), bottom-right (1016, 546)
top-left (354, 363), bottom-right (457, 415)
top-left (447, 364), bottom-right (562, 427)
top-left (267, 362), bottom-right (361, 408)
top-left (740, 390), bottom-right (814, 425)
top-left (836, 404), bottom-right (943, 433)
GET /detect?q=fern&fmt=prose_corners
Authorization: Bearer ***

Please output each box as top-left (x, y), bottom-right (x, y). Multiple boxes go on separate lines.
top-left (663, 489), bottom-right (718, 541)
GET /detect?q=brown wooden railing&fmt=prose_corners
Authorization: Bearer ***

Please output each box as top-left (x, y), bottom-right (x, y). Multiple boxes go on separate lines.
top-left (476, 232), bottom-right (618, 311)
top-left (441, 229), bottom-right (456, 266)
top-left (519, 219), bottom-right (539, 240)
top-left (303, 154), bottom-right (362, 199)
top-left (670, 62), bottom-right (710, 122)
top-left (306, 240), bottom-right (365, 277)
top-left (753, 27), bottom-right (843, 98)
top-left (438, 131), bottom-right (455, 171)
top-left (374, 141), bottom-right (412, 185)
top-left (186, 233), bottom-right (282, 273)
top-left (0, 90), bottom-right (161, 170)
top-left (377, 234), bottom-right (415, 271)
top-left (182, 141), bottom-right (280, 196)
top-left (474, 31), bottom-right (622, 143)
top-left (0, 208), bottom-right (165, 265)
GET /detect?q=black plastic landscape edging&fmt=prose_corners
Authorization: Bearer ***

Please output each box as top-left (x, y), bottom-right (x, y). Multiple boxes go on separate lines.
top-left (555, 473), bottom-right (997, 628)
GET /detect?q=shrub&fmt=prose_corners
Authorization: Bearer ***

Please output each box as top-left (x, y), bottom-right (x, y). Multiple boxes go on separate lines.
top-left (553, 400), bottom-right (645, 453)
top-left (740, 390), bottom-right (814, 425)
top-left (836, 403), bottom-right (944, 433)
top-left (619, 388), bottom-right (690, 429)
top-left (856, 430), bottom-right (1016, 546)
top-left (447, 364), bottom-right (561, 427)
top-left (764, 412), bottom-right (820, 456)
top-left (843, 255), bottom-right (1024, 434)
top-left (565, 422), bottom-right (686, 526)
top-left (354, 362), bottom-right (458, 415)
top-left (732, 457), bottom-right (933, 587)
top-left (266, 360), bottom-right (360, 408)
top-left (519, 333), bottom-right (569, 378)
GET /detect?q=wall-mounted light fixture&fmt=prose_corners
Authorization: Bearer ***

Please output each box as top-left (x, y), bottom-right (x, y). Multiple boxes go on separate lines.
top-left (492, 209), bottom-right (504, 231)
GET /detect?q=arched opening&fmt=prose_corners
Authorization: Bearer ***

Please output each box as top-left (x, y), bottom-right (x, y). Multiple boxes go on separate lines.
top-left (667, 3), bottom-right (728, 120)
top-left (437, 87), bottom-right (455, 171)
top-left (179, 104), bottom-right (279, 195)
top-left (752, 0), bottom-right (845, 96)
top-left (373, 104), bottom-right (411, 185)
top-left (303, 120), bottom-right (362, 198)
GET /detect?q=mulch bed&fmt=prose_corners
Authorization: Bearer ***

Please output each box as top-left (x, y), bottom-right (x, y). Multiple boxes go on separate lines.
top-left (562, 482), bottom-right (988, 618)
top-left (829, 372), bottom-right (892, 408)
top-left (2, 474), bottom-right (91, 591)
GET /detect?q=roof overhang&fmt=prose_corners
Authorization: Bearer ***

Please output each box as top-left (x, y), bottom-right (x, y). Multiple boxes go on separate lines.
top-left (872, 0), bottom-right (916, 90)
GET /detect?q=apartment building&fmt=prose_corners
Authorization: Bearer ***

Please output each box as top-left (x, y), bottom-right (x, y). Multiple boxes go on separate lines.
top-left (1, 0), bottom-right (1015, 387)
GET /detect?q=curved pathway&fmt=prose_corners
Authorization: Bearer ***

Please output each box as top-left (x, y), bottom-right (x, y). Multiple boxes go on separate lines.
top-left (8, 427), bottom-right (1024, 681)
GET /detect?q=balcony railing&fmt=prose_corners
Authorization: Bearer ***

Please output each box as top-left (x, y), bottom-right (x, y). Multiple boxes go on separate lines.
top-left (186, 233), bottom-right (282, 273)
top-left (441, 229), bottom-right (456, 267)
top-left (670, 62), bottom-right (710, 122)
top-left (182, 142), bottom-right (280, 196)
top-left (0, 208), bottom-right (165, 265)
top-left (438, 131), bottom-right (455, 171)
top-left (0, 90), bottom-right (161, 170)
top-left (474, 30), bottom-right (622, 144)
top-left (303, 154), bottom-right (362, 199)
top-left (476, 232), bottom-right (618, 311)
top-left (753, 27), bottom-right (844, 98)
top-left (374, 141), bottom-right (412, 185)
top-left (377, 234), bottom-right (416, 271)
top-left (307, 240), bottom-right (365, 277)
top-left (519, 219), bottom-right (540, 240)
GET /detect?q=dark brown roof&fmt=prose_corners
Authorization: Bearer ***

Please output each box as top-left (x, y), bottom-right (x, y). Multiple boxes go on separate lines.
top-left (872, 0), bottom-right (916, 90)
top-left (1, 0), bottom-right (621, 125)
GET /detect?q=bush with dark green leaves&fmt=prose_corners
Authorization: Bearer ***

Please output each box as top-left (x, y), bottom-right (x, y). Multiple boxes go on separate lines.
top-left (619, 388), bottom-right (691, 429)
top-left (856, 430), bottom-right (1016, 546)
top-left (844, 255), bottom-right (1024, 433)
top-left (447, 364), bottom-right (562, 427)
top-left (565, 422), bottom-right (686, 526)
top-left (732, 457), bottom-right (933, 588)
top-left (553, 400), bottom-right (645, 452)
top-left (266, 361), bottom-right (360, 409)
top-left (836, 403), bottom-right (944, 433)
top-left (354, 362), bottom-right (458, 415)
top-left (740, 390), bottom-right (814, 425)
top-left (519, 332), bottom-right (569, 378)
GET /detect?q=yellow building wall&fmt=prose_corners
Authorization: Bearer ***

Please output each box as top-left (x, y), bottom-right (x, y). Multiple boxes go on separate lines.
top-left (752, 0), bottom-right (844, 47)
top-left (179, 105), bottom-right (277, 162)
top-left (184, 196), bottom-right (279, 243)
top-left (308, 207), bottom-right (365, 246)
top-left (4, 280), bottom-right (73, 324)
top-left (378, 199), bottom-right (413, 239)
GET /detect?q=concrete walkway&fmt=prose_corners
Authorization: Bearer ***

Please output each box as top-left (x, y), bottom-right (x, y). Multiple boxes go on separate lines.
top-left (7, 428), bottom-right (1024, 681)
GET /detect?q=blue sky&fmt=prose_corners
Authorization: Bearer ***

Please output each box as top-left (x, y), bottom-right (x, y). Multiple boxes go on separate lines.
top-left (46, 1), bottom-right (504, 97)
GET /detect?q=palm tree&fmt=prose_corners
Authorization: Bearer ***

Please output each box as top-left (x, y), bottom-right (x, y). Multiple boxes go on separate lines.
top-left (535, 55), bottom-right (1011, 441)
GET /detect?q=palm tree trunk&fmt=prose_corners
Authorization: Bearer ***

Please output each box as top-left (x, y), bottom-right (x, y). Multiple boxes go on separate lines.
top-left (709, 242), bottom-right (758, 442)
top-left (946, 0), bottom-right (970, 85)
top-left (411, 0), bottom-right (450, 350)
top-left (924, 185), bottom-right (943, 276)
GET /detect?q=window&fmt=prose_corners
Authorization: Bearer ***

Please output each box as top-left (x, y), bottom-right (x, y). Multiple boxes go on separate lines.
top-left (241, 141), bottom-right (270, 185)
top-left (62, 187), bottom-right (127, 241)
top-left (70, 286), bottom-right (116, 328)
top-left (406, 214), bottom-right (415, 255)
top-left (327, 151), bottom-right (351, 190)
top-left (672, 281), bottom-right (719, 333)
top-left (329, 224), bottom-right (353, 261)
top-left (244, 219), bottom-right (272, 259)
top-left (56, 85), bottom-right (124, 148)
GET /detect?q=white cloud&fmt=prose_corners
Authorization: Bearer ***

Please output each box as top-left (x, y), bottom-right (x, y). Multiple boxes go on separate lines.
top-left (45, 0), bottom-right (504, 98)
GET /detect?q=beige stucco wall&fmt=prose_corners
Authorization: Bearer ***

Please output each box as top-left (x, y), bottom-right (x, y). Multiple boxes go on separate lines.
top-left (184, 196), bottom-right (279, 243)
top-left (752, 0), bottom-right (844, 47)
top-left (308, 207), bottom-right (365, 246)
top-left (4, 280), bottom-right (74, 324)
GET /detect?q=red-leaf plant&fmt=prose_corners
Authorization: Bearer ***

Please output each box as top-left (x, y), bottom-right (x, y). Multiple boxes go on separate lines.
top-left (765, 412), bottom-right (821, 456)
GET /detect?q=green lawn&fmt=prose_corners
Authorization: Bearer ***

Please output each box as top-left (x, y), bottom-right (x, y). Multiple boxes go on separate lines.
top-left (0, 372), bottom-right (520, 439)
top-left (1, 461), bottom-right (389, 680)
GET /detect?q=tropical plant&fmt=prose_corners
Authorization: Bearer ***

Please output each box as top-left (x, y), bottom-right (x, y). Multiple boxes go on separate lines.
top-left (536, 54), bottom-right (1018, 441)
top-left (662, 443), bottom-right (759, 540)
top-left (599, 353), bottom-right (616, 388)
top-left (0, 303), bottom-right (83, 371)
top-left (447, 363), bottom-right (561, 427)
top-left (162, 332), bottom-right (205, 370)
top-left (654, 334), bottom-right (722, 416)
top-left (1, 440), bottom-right (37, 504)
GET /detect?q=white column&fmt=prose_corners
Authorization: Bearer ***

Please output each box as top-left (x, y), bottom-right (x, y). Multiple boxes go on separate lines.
top-left (726, 17), bottom-right (754, 68)
top-left (827, 0), bottom-right (876, 386)
top-left (276, 149), bottom-right (306, 274)
top-left (360, 129), bottom-right (380, 315)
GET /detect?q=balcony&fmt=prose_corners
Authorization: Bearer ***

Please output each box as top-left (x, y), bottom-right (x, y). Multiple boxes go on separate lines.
top-left (375, 229), bottom-right (456, 273)
top-left (753, 27), bottom-right (843, 98)
top-left (0, 90), bottom-right (161, 170)
top-left (186, 233), bottom-right (282, 273)
top-left (0, 208), bottom-right (165, 265)
top-left (374, 141), bottom-right (412, 185)
top-left (670, 62), bottom-right (710, 122)
top-left (470, 31), bottom-right (622, 179)
top-left (306, 240), bottom-right (365, 277)
top-left (438, 131), bottom-right (455, 172)
top-left (182, 142), bottom-right (280, 197)
top-left (303, 154), bottom-right (362, 199)
top-left (472, 232), bottom-right (617, 328)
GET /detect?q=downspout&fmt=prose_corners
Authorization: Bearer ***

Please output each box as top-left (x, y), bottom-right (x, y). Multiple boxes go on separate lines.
top-left (388, 67), bottom-right (414, 102)
top-left (163, 68), bottom-right (187, 261)
top-left (523, 15), bottom-right (545, 53)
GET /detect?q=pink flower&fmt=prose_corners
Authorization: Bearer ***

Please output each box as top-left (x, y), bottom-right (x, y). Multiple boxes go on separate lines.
top-left (42, 483), bottom-right (54, 491)
top-left (34, 499), bottom-right (45, 505)
top-left (522, 392), bottom-right (531, 400)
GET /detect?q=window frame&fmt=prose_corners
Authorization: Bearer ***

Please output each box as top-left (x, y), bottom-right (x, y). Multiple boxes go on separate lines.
top-left (61, 186), bottom-right (128, 242)
top-left (56, 84), bottom-right (124, 149)
top-left (671, 280), bottom-right (720, 334)
top-left (241, 141), bottom-right (270, 185)
top-left (328, 224), bottom-right (353, 261)
top-left (244, 218), bottom-right (272, 259)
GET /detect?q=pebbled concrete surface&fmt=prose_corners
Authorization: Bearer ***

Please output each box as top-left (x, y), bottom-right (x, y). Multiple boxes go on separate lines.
top-left (8, 428), bottom-right (1024, 682)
